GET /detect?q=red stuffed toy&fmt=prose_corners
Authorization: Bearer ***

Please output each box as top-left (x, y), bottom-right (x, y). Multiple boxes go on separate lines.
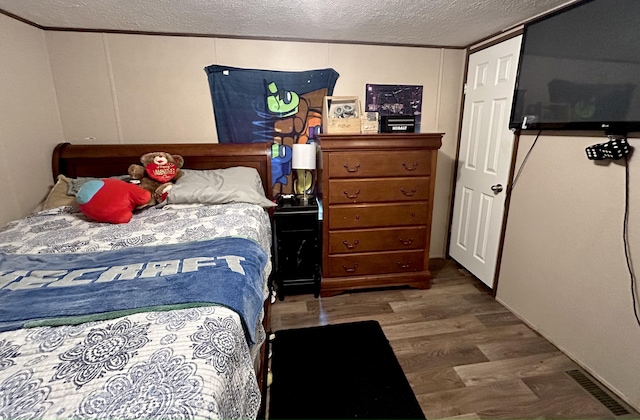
top-left (76, 178), bottom-right (151, 224)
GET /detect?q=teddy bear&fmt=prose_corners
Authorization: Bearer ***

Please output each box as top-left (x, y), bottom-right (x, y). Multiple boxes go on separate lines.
top-left (128, 152), bottom-right (184, 206)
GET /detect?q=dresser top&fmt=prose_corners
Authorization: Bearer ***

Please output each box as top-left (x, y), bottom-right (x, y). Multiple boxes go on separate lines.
top-left (318, 132), bottom-right (443, 151)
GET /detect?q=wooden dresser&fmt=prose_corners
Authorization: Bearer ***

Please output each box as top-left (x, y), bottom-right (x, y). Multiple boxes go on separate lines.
top-left (318, 132), bottom-right (443, 297)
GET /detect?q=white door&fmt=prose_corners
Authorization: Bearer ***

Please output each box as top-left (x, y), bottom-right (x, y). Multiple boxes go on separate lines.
top-left (449, 36), bottom-right (522, 289)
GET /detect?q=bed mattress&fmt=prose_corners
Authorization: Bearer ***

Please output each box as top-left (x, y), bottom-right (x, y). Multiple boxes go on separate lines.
top-left (0, 203), bottom-right (272, 419)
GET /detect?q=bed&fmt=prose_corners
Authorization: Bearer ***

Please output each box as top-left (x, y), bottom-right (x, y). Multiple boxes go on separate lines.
top-left (0, 142), bottom-right (274, 419)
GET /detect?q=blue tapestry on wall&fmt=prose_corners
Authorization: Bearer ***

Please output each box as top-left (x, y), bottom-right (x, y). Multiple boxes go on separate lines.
top-left (205, 65), bottom-right (338, 144)
top-left (204, 65), bottom-right (339, 192)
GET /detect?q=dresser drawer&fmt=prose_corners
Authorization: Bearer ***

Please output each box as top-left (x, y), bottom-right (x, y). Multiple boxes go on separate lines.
top-left (329, 177), bottom-right (430, 204)
top-left (326, 250), bottom-right (425, 277)
top-left (328, 226), bottom-right (427, 254)
top-left (328, 151), bottom-right (432, 178)
top-left (329, 203), bottom-right (428, 229)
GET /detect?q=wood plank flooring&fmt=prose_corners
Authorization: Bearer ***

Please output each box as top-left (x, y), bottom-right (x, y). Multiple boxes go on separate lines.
top-left (269, 259), bottom-right (639, 419)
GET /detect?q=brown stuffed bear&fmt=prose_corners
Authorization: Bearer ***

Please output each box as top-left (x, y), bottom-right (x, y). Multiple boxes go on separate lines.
top-left (128, 152), bottom-right (184, 206)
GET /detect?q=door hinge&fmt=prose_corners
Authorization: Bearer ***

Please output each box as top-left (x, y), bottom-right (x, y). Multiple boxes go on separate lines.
top-left (463, 83), bottom-right (467, 95)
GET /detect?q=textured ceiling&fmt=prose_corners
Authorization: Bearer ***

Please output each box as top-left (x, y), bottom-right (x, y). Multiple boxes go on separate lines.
top-left (0, 0), bottom-right (578, 47)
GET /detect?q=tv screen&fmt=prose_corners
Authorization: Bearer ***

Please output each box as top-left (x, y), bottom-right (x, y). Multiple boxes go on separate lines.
top-left (509, 0), bottom-right (640, 134)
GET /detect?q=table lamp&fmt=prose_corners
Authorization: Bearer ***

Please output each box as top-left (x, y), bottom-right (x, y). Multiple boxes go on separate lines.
top-left (291, 143), bottom-right (317, 205)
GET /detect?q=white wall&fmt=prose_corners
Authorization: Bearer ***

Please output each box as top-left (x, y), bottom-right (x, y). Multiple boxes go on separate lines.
top-left (497, 133), bottom-right (640, 409)
top-left (44, 32), bottom-right (465, 257)
top-left (46, 33), bottom-right (219, 144)
top-left (0, 15), bottom-right (64, 227)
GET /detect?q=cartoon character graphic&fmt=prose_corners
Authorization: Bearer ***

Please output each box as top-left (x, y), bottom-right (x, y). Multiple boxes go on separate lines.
top-left (263, 81), bottom-right (324, 195)
top-left (266, 81), bottom-right (300, 117)
top-left (204, 65), bottom-right (339, 195)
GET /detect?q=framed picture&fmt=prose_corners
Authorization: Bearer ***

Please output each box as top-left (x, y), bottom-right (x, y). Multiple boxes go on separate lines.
top-left (323, 96), bottom-right (362, 134)
top-left (365, 84), bottom-right (423, 132)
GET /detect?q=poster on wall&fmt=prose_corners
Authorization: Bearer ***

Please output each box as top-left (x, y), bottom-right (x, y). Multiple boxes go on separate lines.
top-left (205, 65), bottom-right (339, 195)
top-left (365, 84), bottom-right (423, 132)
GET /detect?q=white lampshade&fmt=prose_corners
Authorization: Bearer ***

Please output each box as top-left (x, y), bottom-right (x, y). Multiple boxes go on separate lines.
top-left (291, 143), bottom-right (317, 170)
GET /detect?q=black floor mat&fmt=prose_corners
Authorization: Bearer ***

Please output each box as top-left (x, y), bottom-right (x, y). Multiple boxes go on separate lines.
top-left (268, 320), bottom-right (426, 419)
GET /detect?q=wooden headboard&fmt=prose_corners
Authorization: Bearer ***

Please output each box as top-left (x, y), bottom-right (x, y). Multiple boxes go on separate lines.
top-left (52, 142), bottom-right (273, 199)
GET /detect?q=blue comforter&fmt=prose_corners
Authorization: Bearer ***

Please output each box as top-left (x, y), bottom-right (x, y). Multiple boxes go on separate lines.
top-left (0, 237), bottom-right (267, 344)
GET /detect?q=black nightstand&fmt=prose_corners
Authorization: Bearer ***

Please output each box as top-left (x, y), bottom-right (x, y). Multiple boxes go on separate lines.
top-left (272, 197), bottom-right (321, 299)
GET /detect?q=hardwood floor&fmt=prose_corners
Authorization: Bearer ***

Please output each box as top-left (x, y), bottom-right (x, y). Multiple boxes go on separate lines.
top-left (269, 259), bottom-right (639, 419)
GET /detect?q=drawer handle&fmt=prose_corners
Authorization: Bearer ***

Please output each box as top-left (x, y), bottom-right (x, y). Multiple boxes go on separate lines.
top-left (402, 162), bottom-right (419, 171)
top-left (401, 187), bottom-right (417, 197)
top-left (355, 215), bottom-right (361, 220)
top-left (397, 261), bottom-right (412, 269)
top-left (343, 189), bottom-right (361, 199)
top-left (399, 237), bottom-right (414, 246)
top-left (343, 264), bottom-right (358, 273)
top-left (343, 239), bottom-right (360, 249)
top-left (344, 163), bottom-right (361, 173)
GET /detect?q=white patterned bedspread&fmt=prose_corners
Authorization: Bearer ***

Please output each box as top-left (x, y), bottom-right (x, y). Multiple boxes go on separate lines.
top-left (0, 203), bottom-right (272, 419)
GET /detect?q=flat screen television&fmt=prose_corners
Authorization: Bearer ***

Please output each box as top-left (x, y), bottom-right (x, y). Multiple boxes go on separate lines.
top-left (509, 0), bottom-right (640, 135)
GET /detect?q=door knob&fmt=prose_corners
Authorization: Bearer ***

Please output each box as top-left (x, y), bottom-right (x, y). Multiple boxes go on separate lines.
top-left (491, 184), bottom-right (503, 194)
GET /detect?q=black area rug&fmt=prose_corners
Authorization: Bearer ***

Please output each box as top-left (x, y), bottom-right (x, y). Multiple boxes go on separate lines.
top-left (268, 320), bottom-right (426, 419)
